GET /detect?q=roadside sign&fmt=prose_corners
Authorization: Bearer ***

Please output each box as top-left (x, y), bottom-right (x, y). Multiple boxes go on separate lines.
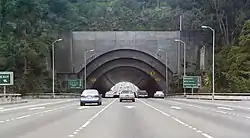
top-left (68, 79), bottom-right (83, 89)
top-left (183, 76), bottom-right (200, 88)
top-left (0, 72), bottom-right (14, 86)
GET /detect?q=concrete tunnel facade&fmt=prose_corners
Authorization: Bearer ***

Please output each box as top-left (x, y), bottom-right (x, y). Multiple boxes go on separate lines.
top-left (78, 49), bottom-right (173, 97)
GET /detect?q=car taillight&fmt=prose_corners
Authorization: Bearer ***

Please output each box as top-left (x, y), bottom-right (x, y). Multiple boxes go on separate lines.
top-left (81, 95), bottom-right (87, 98)
top-left (94, 95), bottom-right (99, 98)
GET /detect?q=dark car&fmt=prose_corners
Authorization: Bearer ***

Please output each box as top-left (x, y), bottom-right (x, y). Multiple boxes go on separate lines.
top-left (137, 90), bottom-right (148, 98)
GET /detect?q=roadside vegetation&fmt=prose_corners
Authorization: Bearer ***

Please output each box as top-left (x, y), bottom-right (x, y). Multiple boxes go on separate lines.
top-left (0, 0), bottom-right (249, 94)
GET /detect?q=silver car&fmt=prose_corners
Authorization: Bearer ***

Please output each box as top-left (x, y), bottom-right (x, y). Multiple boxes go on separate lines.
top-left (154, 91), bottom-right (164, 98)
top-left (119, 90), bottom-right (135, 102)
top-left (105, 91), bottom-right (114, 98)
top-left (80, 89), bottom-right (102, 106)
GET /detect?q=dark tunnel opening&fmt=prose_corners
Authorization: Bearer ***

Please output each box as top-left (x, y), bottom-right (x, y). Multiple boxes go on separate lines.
top-left (91, 67), bottom-right (162, 97)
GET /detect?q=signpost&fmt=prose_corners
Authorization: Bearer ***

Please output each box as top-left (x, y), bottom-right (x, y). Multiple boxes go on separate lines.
top-left (0, 72), bottom-right (14, 95)
top-left (68, 79), bottom-right (83, 89)
top-left (183, 76), bottom-right (201, 94)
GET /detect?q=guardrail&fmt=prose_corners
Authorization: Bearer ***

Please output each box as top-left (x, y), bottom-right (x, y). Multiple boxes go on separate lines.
top-left (0, 94), bottom-right (22, 103)
top-left (23, 93), bottom-right (81, 99)
top-left (166, 93), bottom-right (250, 101)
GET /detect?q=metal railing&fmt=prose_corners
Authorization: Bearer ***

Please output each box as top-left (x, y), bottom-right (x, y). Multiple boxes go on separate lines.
top-left (23, 93), bottom-right (81, 99)
top-left (0, 94), bottom-right (22, 103)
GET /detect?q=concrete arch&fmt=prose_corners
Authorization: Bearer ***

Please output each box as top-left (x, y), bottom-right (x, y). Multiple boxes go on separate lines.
top-left (79, 49), bottom-right (173, 80)
top-left (86, 58), bottom-right (166, 89)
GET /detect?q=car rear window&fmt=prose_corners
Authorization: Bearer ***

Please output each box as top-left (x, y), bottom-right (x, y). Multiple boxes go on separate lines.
top-left (138, 92), bottom-right (147, 95)
top-left (82, 90), bottom-right (98, 95)
top-left (156, 91), bottom-right (163, 94)
top-left (121, 91), bottom-right (132, 94)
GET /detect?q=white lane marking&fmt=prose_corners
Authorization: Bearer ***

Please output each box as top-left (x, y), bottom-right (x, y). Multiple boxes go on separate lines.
top-left (171, 106), bottom-right (182, 110)
top-left (16, 115), bottom-right (30, 119)
top-left (172, 117), bottom-right (185, 125)
top-left (139, 99), bottom-right (170, 116)
top-left (28, 106), bottom-right (46, 111)
top-left (215, 110), bottom-right (227, 114)
top-left (138, 99), bottom-right (214, 138)
top-left (0, 104), bottom-right (75, 124)
top-left (246, 117), bottom-right (250, 119)
top-left (82, 120), bottom-right (91, 128)
top-left (217, 107), bottom-right (234, 111)
top-left (5, 119), bottom-right (10, 122)
top-left (1, 99), bottom-right (75, 112)
top-left (167, 100), bottom-right (249, 120)
top-left (175, 99), bottom-right (250, 110)
top-left (202, 133), bottom-right (214, 138)
top-left (124, 106), bottom-right (135, 109)
top-left (0, 121), bottom-right (4, 123)
top-left (68, 99), bottom-right (117, 137)
top-left (78, 106), bottom-right (90, 110)
top-left (0, 107), bottom-right (3, 109)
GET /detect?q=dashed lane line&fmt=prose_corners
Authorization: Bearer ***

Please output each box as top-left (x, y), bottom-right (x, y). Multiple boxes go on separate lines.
top-left (0, 105), bottom-right (75, 124)
top-left (217, 107), bottom-right (234, 111)
top-left (68, 99), bottom-right (117, 137)
top-left (28, 106), bottom-right (46, 111)
top-left (174, 99), bottom-right (250, 110)
top-left (166, 100), bottom-right (249, 120)
top-left (170, 106), bottom-right (182, 110)
top-left (0, 99), bottom-right (76, 112)
top-left (138, 99), bottom-right (214, 138)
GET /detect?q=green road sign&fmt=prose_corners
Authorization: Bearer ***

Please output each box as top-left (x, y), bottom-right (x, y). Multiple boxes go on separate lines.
top-left (68, 79), bottom-right (83, 89)
top-left (183, 76), bottom-right (201, 88)
top-left (0, 72), bottom-right (14, 86)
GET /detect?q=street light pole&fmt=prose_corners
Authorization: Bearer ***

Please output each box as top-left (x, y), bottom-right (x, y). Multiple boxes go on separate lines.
top-left (202, 25), bottom-right (215, 100)
top-left (84, 49), bottom-right (95, 90)
top-left (166, 52), bottom-right (168, 93)
top-left (174, 39), bottom-right (186, 96)
top-left (157, 49), bottom-right (168, 94)
top-left (52, 38), bottom-right (62, 98)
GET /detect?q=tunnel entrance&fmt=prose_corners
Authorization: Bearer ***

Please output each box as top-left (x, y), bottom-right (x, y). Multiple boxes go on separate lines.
top-left (78, 49), bottom-right (173, 96)
top-left (91, 66), bottom-right (162, 97)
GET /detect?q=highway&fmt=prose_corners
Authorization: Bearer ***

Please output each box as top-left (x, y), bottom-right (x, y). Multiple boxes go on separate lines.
top-left (0, 98), bottom-right (250, 138)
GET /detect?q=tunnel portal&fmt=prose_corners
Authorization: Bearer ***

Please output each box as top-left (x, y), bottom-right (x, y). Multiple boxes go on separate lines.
top-left (79, 49), bottom-right (173, 97)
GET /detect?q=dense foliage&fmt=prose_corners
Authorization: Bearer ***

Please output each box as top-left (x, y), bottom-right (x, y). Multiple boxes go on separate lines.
top-left (0, 0), bottom-right (250, 94)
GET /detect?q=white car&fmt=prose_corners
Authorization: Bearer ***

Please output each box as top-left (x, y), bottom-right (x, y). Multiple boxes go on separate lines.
top-left (154, 91), bottom-right (164, 98)
top-left (105, 91), bottom-right (114, 98)
top-left (119, 90), bottom-right (135, 102)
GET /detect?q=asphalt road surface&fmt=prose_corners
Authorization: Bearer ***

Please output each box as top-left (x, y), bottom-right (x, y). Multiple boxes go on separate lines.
top-left (0, 98), bottom-right (250, 138)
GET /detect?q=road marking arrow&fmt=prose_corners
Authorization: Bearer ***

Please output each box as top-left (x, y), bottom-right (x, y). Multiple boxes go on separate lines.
top-left (171, 106), bottom-right (182, 110)
top-left (124, 106), bottom-right (135, 109)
